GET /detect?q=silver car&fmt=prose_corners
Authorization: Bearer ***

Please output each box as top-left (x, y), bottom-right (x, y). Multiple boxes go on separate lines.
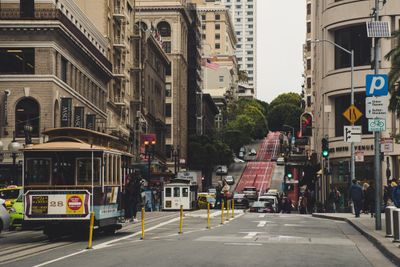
top-left (0, 198), bottom-right (10, 233)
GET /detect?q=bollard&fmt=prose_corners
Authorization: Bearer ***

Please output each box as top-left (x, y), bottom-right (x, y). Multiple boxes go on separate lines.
top-left (231, 199), bottom-right (235, 218)
top-left (385, 206), bottom-right (396, 238)
top-left (393, 208), bottom-right (400, 242)
top-left (179, 205), bottom-right (183, 234)
top-left (221, 200), bottom-right (225, 224)
top-left (226, 200), bottom-right (230, 221)
top-left (207, 203), bottom-right (211, 229)
top-left (141, 207), bottom-right (145, 240)
top-left (87, 212), bottom-right (95, 249)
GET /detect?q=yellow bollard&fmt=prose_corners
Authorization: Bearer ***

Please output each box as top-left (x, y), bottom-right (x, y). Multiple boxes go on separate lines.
top-left (226, 200), bottom-right (230, 221)
top-left (87, 212), bottom-right (95, 249)
top-left (179, 205), bottom-right (183, 234)
top-left (141, 207), bottom-right (145, 240)
top-left (221, 200), bottom-right (225, 224)
top-left (232, 199), bottom-right (235, 218)
top-left (207, 203), bottom-right (211, 229)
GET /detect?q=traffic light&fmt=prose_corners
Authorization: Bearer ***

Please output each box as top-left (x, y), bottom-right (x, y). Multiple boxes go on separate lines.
top-left (321, 138), bottom-right (329, 158)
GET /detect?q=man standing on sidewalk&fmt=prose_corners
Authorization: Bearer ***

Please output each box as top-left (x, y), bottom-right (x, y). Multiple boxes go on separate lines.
top-left (349, 179), bottom-right (363, 218)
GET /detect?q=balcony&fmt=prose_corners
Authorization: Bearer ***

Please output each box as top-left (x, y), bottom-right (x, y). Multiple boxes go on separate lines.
top-left (112, 96), bottom-right (126, 106)
top-left (113, 2), bottom-right (127, 20)
top-left (113, 36), bottom-right (127, 50)
top-left (113, 66), bottom-right (126, 78)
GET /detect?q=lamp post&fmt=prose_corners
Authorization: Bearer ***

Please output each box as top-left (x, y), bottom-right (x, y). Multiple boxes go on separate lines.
top-left (312, 39), bottom-right (355, 196)
top-left (144, 140), bottom-right (156, 181)
top-left (8, 131), bottom-right (21, 185)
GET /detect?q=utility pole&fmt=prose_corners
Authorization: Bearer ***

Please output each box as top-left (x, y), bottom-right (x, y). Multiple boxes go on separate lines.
top-left (373, 0), bottom-right (382, 230)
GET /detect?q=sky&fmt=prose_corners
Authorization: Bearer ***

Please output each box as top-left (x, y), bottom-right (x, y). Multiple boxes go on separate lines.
top-left (256, 0), bottom-right (306, 103)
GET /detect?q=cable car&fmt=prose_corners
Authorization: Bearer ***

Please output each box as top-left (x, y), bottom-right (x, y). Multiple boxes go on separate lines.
top-left (163, 179), bottom-right (198, 211)
top-left (23, 128), bottom-right (133, 239)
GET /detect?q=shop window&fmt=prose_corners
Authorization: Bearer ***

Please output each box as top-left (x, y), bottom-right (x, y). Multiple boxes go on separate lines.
top-left (0, 48), bottom-right (34, 74)
top-left (15, 98), bottom-right (40, 138)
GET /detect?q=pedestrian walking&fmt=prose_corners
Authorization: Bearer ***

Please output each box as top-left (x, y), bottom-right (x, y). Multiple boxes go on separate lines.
top-left (328, 187), bottom-right (340, 213)
top-left (349, 179), bottom-right (363, 218)
top-left (365, 184), bottom-right (375, 218)
top-left (384, 180), bottom-right (396, 207)
top-left (222, 180), bottom-right (230, 209)
top-left (215, 181), bottom-right (223, 208)
top-left (130, 173), bottom-right (143, 223)
top-left (392, 181), bottom-right (400, 208)
top-left (362, 183), bottom-right (369, 214)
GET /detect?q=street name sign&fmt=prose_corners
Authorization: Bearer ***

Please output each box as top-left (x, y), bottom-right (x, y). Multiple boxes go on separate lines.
top-left (368, 118), bottom-right (386, 132)
top-left (366, 97), bottom-right (388, 119)
top-left (380, 138), bottom-right (394, 153)
top-left (343, 105), bottom-right (363, 124)
top-left (344, 126), bottom-right (362, 143)
top-left (366, 74), bottom-right (389, 96)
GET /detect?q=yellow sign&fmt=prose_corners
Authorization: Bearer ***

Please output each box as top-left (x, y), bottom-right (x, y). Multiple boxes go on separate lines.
top-left (343, 105), bottom-right (363, 124)
top-left (66, 194), bottom-right (85, 214)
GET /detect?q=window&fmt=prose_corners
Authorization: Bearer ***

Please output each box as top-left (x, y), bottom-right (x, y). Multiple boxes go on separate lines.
top-left (163, 41), bottom-right (171, 53)
top-left (306, 40), bottom-right (311, 52)
top-left (0, 48), bottom-right (34, 74)
top-left (20, 0), bottom-right (34, 18)
top-left (202, 24), bottom-right (206, 30)
top-left (166, 124), bottom-right (171, 138)
top-left (335, 93), bottom-right (368, 137)
top-left (334, 25), bottom-right (371, 69)
top-left (307, 3), bottom-right (311, 15)
top-left (166, 83), bottom-right (172, 96)
top-left (166, 103), bottom-right (172, 117)
top-left (215, 43), bottom-right (220, 49)
top-left (77, 158), bottom-right (100, 185)
top-left (307, 77), bottom-right (311, 88)
top-left (201, 15), bottom-right (206, 21)
top-left (219, 76), bottom-right (224, 82)
top-left (165, 188), bottom-right (172, 197)
top-left (202, 34), bottom-right (206, 39)
top-left (26, 159), bottom-right (51, 185)
top-left (215, 14), bottom-right (220, 20)
top-left (307, 59), bottom-right (311, 70)
top-left (173, 187), bottom-right (180, 197)
top-left (182, 188), bottom-right (188, 197)
top-left (215, 33), bottom-right (220, 40)
top-left (15, 98), bottom-right (40, 138)
top-left (307, 22), bottom-right (311, 33)
top-left (61, 57), bottom-right (67, 82)
top-left (215, 24), bottom-right (220, 30)
top-left (157, 21), bottom-right (171, 37)
top-left (52, 155), bottom-right (74, 185)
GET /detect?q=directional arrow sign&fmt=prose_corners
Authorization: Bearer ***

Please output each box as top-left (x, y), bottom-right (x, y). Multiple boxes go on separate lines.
top-left (366, 96), bottom-right (388, 119)
top-left (344, 126), bottom-right (362, 143)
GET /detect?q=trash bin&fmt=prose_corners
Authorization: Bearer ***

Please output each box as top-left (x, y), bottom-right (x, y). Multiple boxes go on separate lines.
top-left (392, 208), bottom-right (400, 243)
top-left (385, 206), bottom-right (396, 238)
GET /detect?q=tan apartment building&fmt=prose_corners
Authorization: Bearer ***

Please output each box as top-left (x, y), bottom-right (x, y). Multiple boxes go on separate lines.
top-left (75, 0), bottom-right (134, 152)
top-left (0, 0), bottom-right (112, 184)
top-left (307, 0), bottom-right (400, 204)
top-left (135, 0), bottom-right (191, 168)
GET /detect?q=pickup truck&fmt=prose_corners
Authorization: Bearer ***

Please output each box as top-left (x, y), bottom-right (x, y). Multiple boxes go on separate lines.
top-left (242, 186), bottom-right (258, 200)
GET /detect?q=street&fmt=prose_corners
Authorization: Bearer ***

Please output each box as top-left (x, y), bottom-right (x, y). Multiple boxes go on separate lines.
top-left (0, 212), bottom-right (394, 267)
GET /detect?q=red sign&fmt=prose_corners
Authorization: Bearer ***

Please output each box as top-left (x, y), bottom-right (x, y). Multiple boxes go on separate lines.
top-left (67, 196), bottom-right (83, 211)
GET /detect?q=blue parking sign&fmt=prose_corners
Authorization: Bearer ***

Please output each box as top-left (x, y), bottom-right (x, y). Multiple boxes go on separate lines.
top-left (366, 74), bottom-right (388, 96)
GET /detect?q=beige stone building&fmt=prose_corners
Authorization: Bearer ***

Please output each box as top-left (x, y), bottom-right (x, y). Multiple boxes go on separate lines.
top-left (306, 0), bottom-right (400, 204)
top-left (0, 0), bottom-right (112, 184)
top-left (135, 0), bottom-right (191, 167)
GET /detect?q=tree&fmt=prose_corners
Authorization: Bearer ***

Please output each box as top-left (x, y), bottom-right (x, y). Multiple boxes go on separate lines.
top-left (269, 92), bottom-right (302, 110)
top-left (385, 30), bottom-right (400, 115)
top-left (267, 103), bottom-right (303, 133)
top-left (237, 66), bottom-right (249, 83)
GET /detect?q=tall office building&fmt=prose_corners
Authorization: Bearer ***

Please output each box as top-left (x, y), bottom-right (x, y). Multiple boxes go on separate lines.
top-left (219, 0), bottom-right (257, 97)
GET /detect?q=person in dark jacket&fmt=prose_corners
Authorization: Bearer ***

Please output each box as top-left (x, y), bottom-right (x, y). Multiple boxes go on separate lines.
top-left (365, 184), bottom-right (375, 218)
top-left (349, 179), bottom-right (363, 218)
top-left (392, 181), bottom-right (400, 208)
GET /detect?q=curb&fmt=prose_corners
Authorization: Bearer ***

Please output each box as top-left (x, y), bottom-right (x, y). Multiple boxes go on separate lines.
top-left (312, 214), bottom-right (400, 266)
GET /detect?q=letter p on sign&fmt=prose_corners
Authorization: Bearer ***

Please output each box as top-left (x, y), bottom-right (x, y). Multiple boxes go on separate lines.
top-left (366, 74), bottom-right (388, 96)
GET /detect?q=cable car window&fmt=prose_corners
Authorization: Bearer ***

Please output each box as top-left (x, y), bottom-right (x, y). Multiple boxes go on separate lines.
top-left (182, 188), bottom-right (188, 197)
top-left (26, 159), bottom-right (50, 185)
top-left (173, 187), bottom-right (180, 197)
top-left (165, 187), bottom-right (171, 197)
top-left (52, 156), bottom-right (74, 185)
top-left (77, 158), bottom-right (100, 185)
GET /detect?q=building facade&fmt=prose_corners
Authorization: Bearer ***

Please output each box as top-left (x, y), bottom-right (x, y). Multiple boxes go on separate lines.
top-left (219, 0), bottom-right (256, 96)
top-left (136, 0), bottom-right (191, 169)
top-left (0, 0), bottom-right (112, 184)
top-left (307, 0), bottom-right (400, 205)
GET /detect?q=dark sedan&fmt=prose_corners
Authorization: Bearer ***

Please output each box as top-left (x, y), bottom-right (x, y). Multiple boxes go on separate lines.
top-left (233, 193), bottom-right (249, 209)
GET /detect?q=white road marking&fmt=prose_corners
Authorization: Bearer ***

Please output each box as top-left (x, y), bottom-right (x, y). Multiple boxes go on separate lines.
top-left (258, 214), bottom-right (266, 218)
top-left (257, 221), bottom-right (267, 227)
top-left (241, 232), bottom-right (259, 239)
top-left (224, 242), bottom-right (262, 246)
top-left (32, 250), bottom-right (86, 267)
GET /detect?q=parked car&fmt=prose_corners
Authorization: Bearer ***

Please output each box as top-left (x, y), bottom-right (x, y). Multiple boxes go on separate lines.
top-left (233, 193), bottom-right (249, 209)
top-left (238, 151), bottom-right (244, 159)
top-left (0, 198), bottom-right (10, 233)
top-left (249, 148), bottom-right (257, 156)
top-left (216, 165), bottom-right (228, 175)
top-left (242, 186), bottom-right (258, 200)
top-left (9, 194), bottom-right (23, 230)
top-left (224, 176), bottom-right (235, 185)
top-left (258, 195), bottom-right (278, 213)
top-left (0, 186), bottom-right (23, 210)
top-left (276, 157), bottom-right (285, 165)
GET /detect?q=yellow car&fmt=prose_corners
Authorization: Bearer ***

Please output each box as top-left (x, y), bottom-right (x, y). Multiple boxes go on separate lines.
top-left (197, 194), bottom-right (216, 209)
top-left (0, 186), bottom-right (22, 209)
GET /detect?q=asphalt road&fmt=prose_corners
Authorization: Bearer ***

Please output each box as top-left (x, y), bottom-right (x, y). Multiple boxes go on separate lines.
top-left (2, 212), bottom-right (394, 267)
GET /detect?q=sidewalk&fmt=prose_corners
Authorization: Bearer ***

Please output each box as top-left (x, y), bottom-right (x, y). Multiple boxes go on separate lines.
top-left (312, 213), bottom-right (400, 265)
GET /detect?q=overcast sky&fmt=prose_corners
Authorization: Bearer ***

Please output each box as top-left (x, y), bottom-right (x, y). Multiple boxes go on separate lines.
top-left (256, 0), bottom-right (306, 103)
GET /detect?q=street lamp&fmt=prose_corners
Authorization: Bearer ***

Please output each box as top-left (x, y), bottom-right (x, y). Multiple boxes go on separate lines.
top-left (8, 131), bottom-right (21, 185)
top-left (312, 39), bottom-right (355, 193)
top-left (144, 140), bottom-right (156, 181)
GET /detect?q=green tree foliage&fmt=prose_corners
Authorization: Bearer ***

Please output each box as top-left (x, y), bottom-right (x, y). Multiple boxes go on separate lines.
top-left (267, 93), bottom-right (303, 133)
top-left (385, 30), bottom-right (400, 115)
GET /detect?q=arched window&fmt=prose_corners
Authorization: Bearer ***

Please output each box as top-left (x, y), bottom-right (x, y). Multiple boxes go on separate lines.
top-left (135, 21), bottom-right (148, 35)
top-left (157, 21), bottom-right (171, 53)
top-left (157, 21), bottom-right (171, 37)
top-left (15, 98), bottom-right (40, 137)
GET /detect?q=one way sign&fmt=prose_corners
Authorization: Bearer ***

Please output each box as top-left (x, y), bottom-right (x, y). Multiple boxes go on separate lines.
top-left (344, 126), bottom-right (362, 143)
